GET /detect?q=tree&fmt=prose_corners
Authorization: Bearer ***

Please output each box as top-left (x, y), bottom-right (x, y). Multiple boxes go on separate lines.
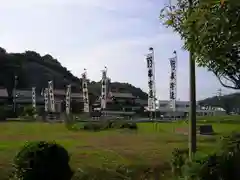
top-left (199, 92), bottom-right (240, 114)
top-left (0, 46), bottom-right (148, 104)
top-left (160, 0), bottom-right (240, 89)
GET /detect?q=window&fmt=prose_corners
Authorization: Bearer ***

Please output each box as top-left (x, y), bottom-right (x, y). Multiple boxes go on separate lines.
top-left (159, 104), bottom-right (167, 107)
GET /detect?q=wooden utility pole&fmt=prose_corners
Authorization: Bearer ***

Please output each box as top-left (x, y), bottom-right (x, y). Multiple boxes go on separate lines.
top-left (188, 0), bottom-right (197, 160)
top-left (13, 75), bottom-right (18, 113)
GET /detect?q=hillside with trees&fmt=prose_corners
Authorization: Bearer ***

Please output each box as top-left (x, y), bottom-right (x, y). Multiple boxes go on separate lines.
top-left (0, 47), bottom-right (148, 100)
top-left (199, 93), bottom-right (240, 114)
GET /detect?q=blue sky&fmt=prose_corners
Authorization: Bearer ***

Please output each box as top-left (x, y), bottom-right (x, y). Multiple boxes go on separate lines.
top-left (0, 0), bottom-right (237, 100)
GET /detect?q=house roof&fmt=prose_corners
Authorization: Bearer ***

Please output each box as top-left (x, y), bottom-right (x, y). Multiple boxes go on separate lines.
top-left (0, 88), bottom-right (8, 97)
top-left (71, 93), bottom-right (83, 98)
top-left (109, 92), bottom-right (135, 98)
top-left (15, 90), bottom-right (32, 98)
top-left (54, 89), bottom-right (65, 95)
top-left (14, 89), bottom-right (83, 98)
top-left (54, 89), bottom-right (83, 98)
top-left (135, 99), bottom-right (148, 105)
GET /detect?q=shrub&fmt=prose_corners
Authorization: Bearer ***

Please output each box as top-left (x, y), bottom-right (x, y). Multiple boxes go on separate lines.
top-left (181, 151), bottom-right (240, 180)
top-left (171, 148), bottom-right (188, 177)
top-left (177, 132), bottom-right (240, 180)
top-left (181, 153), bottom-right (216, 180)
top-left (0, 106), bottom-right (8, 121)
top-left (66, 123), bottom-right (84, 131)
top-left (13, 141), bottom-right (73, 180)
top-left (105, 121), bottom-right (114, 129)
top-left (21, 106), bottom-right (37, 118)
top-left (128, 122), bottom-right (138, 130)
top-left (83, 123), bottom-right (102, 131)
top-left (81, 121), bottom-right (138, 132)
top-left (0, 106), bottom-right (14, 120)
top-left (220, 132), bottom-right (240, 152)
top-left (64, 113), bottom-right (77, 131)
top-left (120, 122), bottom-right (138, 130)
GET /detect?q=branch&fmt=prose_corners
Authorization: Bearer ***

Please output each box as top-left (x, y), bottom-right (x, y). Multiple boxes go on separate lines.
top-left (217, 75), bottom-right (240, 90)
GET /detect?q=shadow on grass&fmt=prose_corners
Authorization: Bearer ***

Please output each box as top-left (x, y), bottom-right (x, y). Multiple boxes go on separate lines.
top-left (1, 163), bottom-right (171, 180)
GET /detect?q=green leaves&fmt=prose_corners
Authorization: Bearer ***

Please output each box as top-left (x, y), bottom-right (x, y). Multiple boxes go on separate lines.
top-left (165, 19), bottom-right (174, 26)
top-left (160, 0), bottom-right (240, 89)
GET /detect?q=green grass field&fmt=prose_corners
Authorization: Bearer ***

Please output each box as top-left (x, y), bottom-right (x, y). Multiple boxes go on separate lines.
top-left (0, 116), bottom-right (240, 179)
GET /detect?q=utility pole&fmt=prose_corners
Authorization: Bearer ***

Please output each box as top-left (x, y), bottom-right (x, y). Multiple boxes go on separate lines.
top-left (217, 88), bottom-right (222, 98)
top-left (188, 0), bottom-right (197, 160)
top-left (13, 75), bottom-right (18, 113)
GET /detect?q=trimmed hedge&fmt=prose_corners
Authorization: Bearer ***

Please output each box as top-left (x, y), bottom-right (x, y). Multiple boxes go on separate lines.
top-left (81, 121), bottom-right (138, 132)
top-left (0, 106), bottom-right (13, 121)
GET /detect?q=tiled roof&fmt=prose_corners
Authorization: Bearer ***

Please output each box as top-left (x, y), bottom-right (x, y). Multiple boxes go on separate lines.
top-left (71, 93), bottom-right (83, 98)
top-left (102, 110), bottom-right (135, 115)
top-left (15, 90), bottom-right (32, 97)
top-left (54, 89), bottom-right (65, 95)
top-left (14, 89), bottom-right (83, 98)
top-left (14, 89), bottom-right (43, 102)
top-left (135, 98), bottom-right (148, 105)
top-left (54, 89), bottom-right (83, 98)
top-left (0, 88), bottom-right (8, 97)
top-left (110, 92), bottom-right (135, 98)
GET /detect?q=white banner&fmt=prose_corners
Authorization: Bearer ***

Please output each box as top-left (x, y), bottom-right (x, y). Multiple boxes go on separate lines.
top-left (82, 70), bottom-right (90, 113)
top-left (146, 49), bottom-right (156, 112)
top-left (48, 81), bottom-right (55, 112)
top-left (66, 85), bottom-right (71, 114)
top-left (169, 53), bottom-right (177, 111)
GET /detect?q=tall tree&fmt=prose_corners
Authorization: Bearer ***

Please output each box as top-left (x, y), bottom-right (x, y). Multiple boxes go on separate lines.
top-left (160, 0), bottom-right (240, 89)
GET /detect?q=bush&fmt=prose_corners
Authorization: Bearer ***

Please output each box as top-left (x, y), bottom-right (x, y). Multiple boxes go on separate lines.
top-left (0, 106), bottom-right (14, 120)
top-left (13, 141), bottom-right (73, 180)
top-left (120, 122), bottom-right (138, 130)
top-left (181, 151), bottom-right (240, 180)
top-left (0, 106), bottom-right (8, 121)
top-left (220, 132), bottom-right (240, 152)
top-left (64, 113), bottom-right (77, 131)
top-left (171, 148), bottom-right (188, 177)
top-left (105, 121), bottom-right (114, 129)
top-left (21, 106), bottom-right (37, 118)
top-left (174, 132), bottom-right (240, 180)
top-left (80, 121), bottom-right (138, 132)
top-left (128, 122), bottom-right (138, 130)
top-left (83, 123), bottom-right (102, 131)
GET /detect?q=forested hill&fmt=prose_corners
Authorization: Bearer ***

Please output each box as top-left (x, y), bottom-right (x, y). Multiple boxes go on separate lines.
top-left (198, 93), bottom-right (240, 113)
top-left (0, 47), bottom-right (148, 99)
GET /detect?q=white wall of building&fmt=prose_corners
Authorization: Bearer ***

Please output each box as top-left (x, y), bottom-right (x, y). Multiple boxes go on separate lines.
top-left (156, 100), bottom-right (226, 118)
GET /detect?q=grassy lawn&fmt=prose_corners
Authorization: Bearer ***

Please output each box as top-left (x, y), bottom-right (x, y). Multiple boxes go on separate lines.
top-left (0, 116), bottom-right (240, 179)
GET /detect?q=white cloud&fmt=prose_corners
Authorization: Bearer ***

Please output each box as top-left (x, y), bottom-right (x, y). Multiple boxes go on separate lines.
top-left (0, 0), bottom-right (235, 101)
top-left (65, 33), bottom-right (188, 99)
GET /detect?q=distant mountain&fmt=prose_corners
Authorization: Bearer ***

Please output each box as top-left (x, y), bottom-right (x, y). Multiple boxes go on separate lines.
top-left (0, 47), bottom-right (148, 101)
top-left (198, 93), bottom-right (240, 114)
